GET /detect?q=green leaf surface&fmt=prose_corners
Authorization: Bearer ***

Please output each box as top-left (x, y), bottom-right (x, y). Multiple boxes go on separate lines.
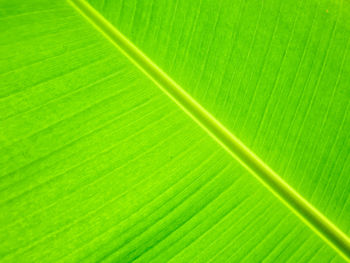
top-left (0, 0), bottom-right (349, 262)
top-left (86, 0), bottom-right (350, 235)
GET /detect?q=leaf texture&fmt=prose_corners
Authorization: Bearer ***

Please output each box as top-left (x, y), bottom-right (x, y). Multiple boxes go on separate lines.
top-left (0, 0), bottom-right (349, 262)
top-left (86, 0), bottom-right (350, 236)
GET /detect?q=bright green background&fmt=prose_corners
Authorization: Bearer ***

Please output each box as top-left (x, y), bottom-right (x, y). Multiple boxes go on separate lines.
top-left (0, 0), bottom-right (349, 262)
top-left (87, 0), bottom-right (350, 234)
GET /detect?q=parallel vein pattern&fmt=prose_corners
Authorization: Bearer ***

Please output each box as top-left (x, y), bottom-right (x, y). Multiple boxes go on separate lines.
top-left (0, 0), bottom-right (347, 262)
top-left (69, 0), bottom-right (350, 260)
top-left (86, 0), bottom-right (350, 237)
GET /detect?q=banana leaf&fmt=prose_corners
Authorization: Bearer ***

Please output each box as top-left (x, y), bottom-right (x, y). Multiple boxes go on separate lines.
top-left (0, 0), bottom-right (349, 262)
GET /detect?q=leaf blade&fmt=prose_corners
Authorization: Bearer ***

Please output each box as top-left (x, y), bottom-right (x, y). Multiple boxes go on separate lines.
top-left (0, 0), bottom-right (348, 262)
top-left (86, 0), bottom-right (350, 238)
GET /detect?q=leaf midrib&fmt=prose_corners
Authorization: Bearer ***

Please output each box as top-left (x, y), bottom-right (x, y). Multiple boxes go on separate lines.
top-left (68, 0), bottom-right (350, 260)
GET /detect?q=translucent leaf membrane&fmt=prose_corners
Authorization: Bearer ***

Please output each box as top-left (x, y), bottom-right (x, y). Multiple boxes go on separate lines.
top-left (87, 0), bottom-right (350, 236)
top-left (0, 0), bottom-right (347, 262)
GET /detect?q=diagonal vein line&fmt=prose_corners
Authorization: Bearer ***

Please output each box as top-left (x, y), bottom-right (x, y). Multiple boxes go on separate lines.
top-left (68, 0), bottom-right (350, 260)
